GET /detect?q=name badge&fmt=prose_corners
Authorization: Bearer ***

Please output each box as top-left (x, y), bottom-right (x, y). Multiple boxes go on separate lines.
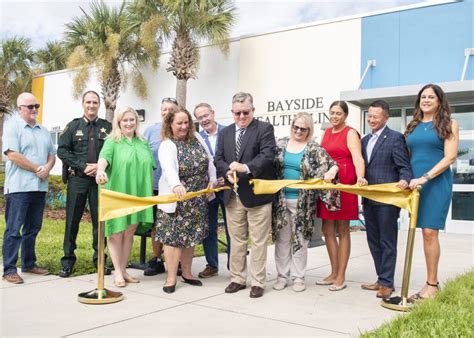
top-left (76, 130), bottom-right (84, 137)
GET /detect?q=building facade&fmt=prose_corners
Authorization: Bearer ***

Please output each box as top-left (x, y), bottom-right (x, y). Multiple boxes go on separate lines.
top-left (30, 0), bottom-right (473, 233)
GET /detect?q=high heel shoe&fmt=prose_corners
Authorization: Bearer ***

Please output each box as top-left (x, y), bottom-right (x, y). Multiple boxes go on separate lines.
top-left (181, 275), bottom-right (203, 286)
top-left (163, 283), bottom-right (176, 293)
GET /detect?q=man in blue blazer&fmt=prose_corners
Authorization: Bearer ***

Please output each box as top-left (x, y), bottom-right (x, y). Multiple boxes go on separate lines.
top-left (361, 100), bottom-right (412, 299)
top-left (193, 103), bottom-right (231, 278)
top-left (215, 92), bottom-right (277, 298)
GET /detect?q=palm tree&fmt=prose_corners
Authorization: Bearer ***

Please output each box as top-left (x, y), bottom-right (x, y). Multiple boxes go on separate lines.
top-left (128, 0), bottom-right (236, 107)
top-left (0, 37), bottom-right (34, 159)
top-left (34, 40), bottom-right (68, 74)
top-left (64, 0), bottom-right (160, 122)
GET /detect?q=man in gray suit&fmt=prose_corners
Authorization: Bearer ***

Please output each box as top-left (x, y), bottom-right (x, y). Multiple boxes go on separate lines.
top-left (214, 92), bottom-right (277, 298)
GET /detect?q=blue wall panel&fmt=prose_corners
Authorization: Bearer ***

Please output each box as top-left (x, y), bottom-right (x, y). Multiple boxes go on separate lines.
top-left (361, 0), bottom-right (473, 89)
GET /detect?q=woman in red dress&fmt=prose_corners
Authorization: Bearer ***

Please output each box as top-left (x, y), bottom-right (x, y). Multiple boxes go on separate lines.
top-left (316, 101), bottom-right (367, 291)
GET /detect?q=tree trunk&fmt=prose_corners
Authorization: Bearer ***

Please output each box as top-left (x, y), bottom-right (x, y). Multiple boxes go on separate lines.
top-left (101, 61), bottom-right (121, 123)
top-left (176, 79), bottom-right (187, 108)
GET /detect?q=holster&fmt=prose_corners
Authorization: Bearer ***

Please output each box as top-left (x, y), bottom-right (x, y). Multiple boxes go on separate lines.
top-left (62, 163), bottom-right (69, 184)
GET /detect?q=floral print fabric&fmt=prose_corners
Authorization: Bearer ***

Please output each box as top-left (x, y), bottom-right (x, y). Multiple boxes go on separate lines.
top-left (155, 138), bottom-right (209, 247)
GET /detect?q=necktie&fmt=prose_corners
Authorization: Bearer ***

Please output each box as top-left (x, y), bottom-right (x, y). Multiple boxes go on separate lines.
top-left (366, 133), bottom-right (377, 161)
top-left (235, 128), bottom-right (246, 158)
top-left (87, 121), bottom-right (97, 163)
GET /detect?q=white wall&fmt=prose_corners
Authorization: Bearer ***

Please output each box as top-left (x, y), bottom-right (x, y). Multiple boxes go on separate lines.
top-left (40, 19), bottom-right (364, 175)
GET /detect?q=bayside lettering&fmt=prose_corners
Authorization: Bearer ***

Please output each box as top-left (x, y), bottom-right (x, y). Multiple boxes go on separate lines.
top-left (267, 97), bottom-right (323, 112)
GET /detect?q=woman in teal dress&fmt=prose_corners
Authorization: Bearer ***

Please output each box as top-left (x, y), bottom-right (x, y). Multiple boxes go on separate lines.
top-left (96, 107), bottom-right (155, 287)
top-left (406, 84), bottom-right (459, 301)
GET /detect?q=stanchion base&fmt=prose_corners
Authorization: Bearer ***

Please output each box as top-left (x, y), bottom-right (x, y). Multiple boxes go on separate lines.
top-left (78, 288), bottom-right (124, 304)
top-left (381, 296), bottom-right (414, 312)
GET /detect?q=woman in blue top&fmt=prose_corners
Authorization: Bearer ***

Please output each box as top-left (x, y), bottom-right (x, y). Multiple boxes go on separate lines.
top-left (405, 84), bottom-right (459, 301)
top-left (272, 112), bottom-right (339, 292)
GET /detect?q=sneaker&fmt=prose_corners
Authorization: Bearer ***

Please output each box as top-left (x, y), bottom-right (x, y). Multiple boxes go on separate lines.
top-left (198, 265), bottom-right (218, 278)
top-left (144, 257), bottom-right (165, 276)
top-left (2, 272), bottom-right (24, 284)
top-left (272, 280), bottom-right (287, 291)
top-left (293, 281), bottom-right (306, 292)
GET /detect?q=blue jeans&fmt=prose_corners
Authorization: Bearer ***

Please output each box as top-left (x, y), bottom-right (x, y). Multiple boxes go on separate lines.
top-left (2, 192), bottom-right (46, 275)
top-left (202, 192), bottom-right (230, 270)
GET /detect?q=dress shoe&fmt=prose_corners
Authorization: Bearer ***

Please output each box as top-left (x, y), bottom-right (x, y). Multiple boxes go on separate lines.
top-left (361, 282), bottom-right (380, 291)
top-left (144, 257), bottom-right (165, 276)
top-left (23, 266), bottom-right (49, 275)
top-left (163, 283), bottom-right (176, 293)
top-left (124, 275), bottom-right (140, 283)
top-left (249, 286), bottom-right (264, 298)
top-left (198, 265), bottom-right (218, 278)
top-left (59, 267), bottom-right (72, 278)
top-left (377, 286), bottom-right (394, 298)
top-left (225, 282), bottom-right (246, 293)
top-left (2, 272), bottom-right (24, 284)
top-left (181, 275), bottom-right (203, 286)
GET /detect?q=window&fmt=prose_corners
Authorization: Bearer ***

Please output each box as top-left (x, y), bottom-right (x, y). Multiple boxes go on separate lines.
top-left (452, 192), bottom-right (474, 221)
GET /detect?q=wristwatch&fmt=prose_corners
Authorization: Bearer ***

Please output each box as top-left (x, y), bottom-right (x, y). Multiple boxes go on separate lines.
top-left (422, 173), bottom-right (431, 181)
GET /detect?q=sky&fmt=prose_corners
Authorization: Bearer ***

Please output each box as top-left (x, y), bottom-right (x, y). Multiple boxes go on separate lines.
top-left (0, 0), bottom-right (427, 50)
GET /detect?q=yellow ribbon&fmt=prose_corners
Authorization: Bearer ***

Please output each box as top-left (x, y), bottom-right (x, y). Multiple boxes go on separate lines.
top-left (250, 178), bottom-right (419, 214)
top-left (99, 186), bottom-right (230, 221)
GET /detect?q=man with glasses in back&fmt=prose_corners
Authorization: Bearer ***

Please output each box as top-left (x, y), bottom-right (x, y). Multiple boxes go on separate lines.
top-left (193, 103), bottom-right (230, 278)
top-left (215, 92), bottom-right (277, 298)
top-left (2, 93), bottom-right (56, 284)
top-left (142, 97), bottom-right (178, 276)
top-left (57, 90), bottom-right (112, 277)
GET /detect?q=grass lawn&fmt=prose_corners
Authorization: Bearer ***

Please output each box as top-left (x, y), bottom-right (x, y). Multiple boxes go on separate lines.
top-left (361, 269), bottom-right (474, 337)
top-left (0, 216), bottom-right (228, 277)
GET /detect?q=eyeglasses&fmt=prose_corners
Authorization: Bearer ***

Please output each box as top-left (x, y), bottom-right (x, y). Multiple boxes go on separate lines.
top-left (20, 104), bottom-right (40, 110)
top-left (232, 110), bottom-right (251, 117)
top-left (161, 97), bottom-right (178, 105)
top-left (292, 125), bottom-right (309, 133)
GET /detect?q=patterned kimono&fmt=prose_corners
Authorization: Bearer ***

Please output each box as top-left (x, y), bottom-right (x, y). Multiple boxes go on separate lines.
top-left (272, 137), bottom-right (340, 252)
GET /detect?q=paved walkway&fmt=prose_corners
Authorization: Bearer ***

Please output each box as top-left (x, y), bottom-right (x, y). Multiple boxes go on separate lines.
top-left (1, 230), bottom-right (473, 337)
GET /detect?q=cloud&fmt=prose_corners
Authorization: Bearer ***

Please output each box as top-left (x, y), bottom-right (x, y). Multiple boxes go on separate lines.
top-left (0, 0), bottom-right (425, 49)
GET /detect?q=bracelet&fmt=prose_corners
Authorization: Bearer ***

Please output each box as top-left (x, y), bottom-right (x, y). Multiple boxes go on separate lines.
top-left (422, 173), bottom-right (431, 181)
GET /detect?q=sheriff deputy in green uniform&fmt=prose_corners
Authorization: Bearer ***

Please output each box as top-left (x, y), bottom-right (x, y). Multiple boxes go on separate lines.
top-left (57, 90), bottom-right (112, 277)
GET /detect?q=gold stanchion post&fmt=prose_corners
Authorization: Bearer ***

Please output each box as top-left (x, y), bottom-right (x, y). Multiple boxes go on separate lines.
top-left (381, 188), bottom-right (420, 311)
top-left (78, 185), bottom-right (124, 304)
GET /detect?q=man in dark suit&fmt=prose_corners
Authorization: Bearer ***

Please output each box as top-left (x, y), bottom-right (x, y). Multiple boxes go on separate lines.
top-left (361, 100), bottom-right (412, 298)
top-left (214, 92), bottom-right (276, 298)
top-left (193, 102), bottom-right (230, 278)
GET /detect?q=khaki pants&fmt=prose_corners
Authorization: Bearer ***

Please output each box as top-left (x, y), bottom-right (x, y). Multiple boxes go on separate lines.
top-left (226, 195), bottom-right (272, 288)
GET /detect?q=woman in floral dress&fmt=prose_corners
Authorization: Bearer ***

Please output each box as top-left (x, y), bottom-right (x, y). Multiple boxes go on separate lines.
top-left (155, 106), bottom-right (216, 293)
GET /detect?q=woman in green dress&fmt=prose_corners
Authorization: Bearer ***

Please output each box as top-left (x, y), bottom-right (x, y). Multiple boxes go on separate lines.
top-left (96, 107), bottom-right (155, 287)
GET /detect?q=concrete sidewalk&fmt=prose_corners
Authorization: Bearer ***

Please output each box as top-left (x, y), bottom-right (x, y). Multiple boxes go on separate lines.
top-left (1, 230), bottom-right (473, 337)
